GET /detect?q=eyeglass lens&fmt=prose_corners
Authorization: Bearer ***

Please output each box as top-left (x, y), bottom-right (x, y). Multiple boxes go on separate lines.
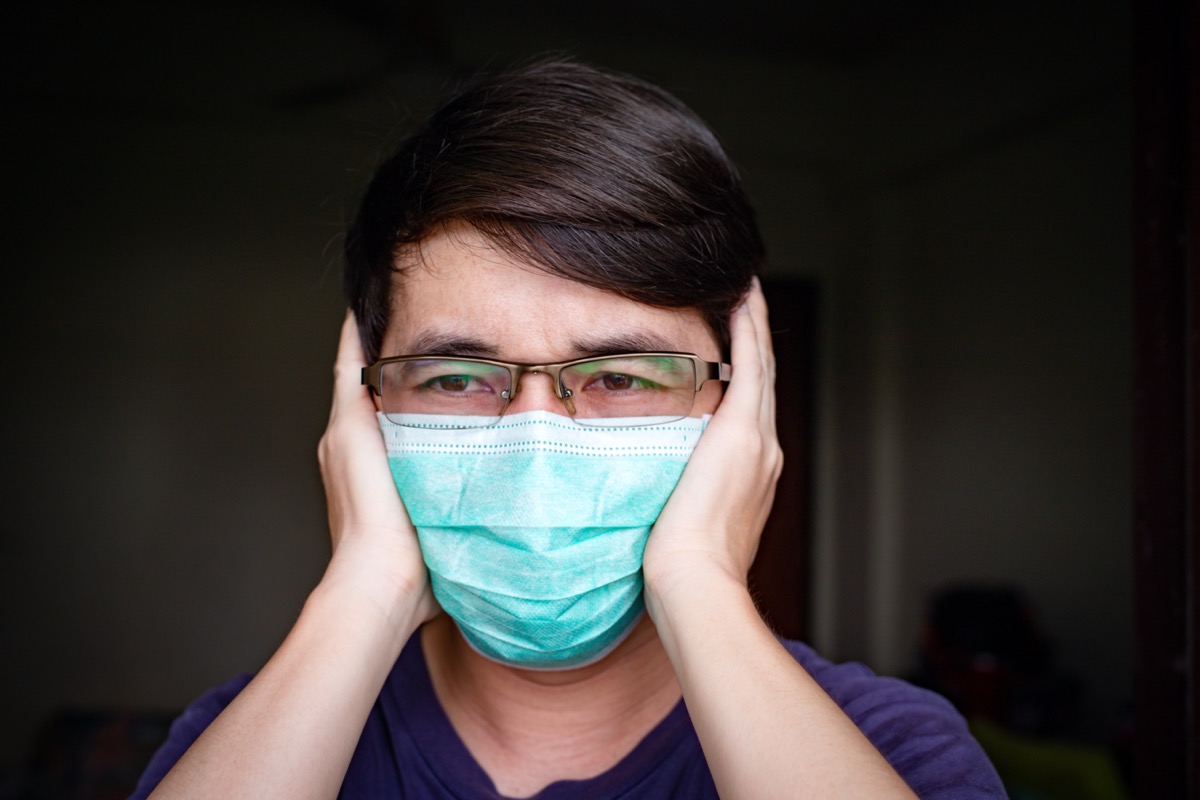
top-left (379, 356), bottom-right (698, 427)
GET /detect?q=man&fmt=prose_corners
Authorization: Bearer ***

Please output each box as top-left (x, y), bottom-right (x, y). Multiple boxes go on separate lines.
top-left (136, 58), bottom-right (1003, 799)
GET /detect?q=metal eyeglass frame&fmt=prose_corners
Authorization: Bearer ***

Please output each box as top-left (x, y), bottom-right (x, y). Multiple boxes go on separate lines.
top-left (362, 352), bottom-right (732, 419)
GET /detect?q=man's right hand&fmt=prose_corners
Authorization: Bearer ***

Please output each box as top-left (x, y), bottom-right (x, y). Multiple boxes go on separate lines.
top-left (316, 311), bottom-right (440, 628)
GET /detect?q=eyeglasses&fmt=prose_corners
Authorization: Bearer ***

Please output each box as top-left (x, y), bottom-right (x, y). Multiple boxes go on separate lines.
top-left (363, 352), bottom-right (731, 429)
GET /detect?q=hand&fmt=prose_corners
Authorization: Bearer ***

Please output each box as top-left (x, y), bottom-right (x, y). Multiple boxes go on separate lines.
top-left (316, 312), bottom-right (439, 624)
top-left (642, 279), bottom-right (783, 610)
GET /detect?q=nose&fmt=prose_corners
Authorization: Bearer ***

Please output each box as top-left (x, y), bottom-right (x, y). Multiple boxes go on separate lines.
top-left (503, 371), bottom-right (573, 417)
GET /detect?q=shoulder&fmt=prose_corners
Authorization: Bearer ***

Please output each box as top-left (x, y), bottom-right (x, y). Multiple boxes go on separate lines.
top-left (780, 639), bottom-right (1007, 799)
top-left (129, 673), bottom-right (254, 800)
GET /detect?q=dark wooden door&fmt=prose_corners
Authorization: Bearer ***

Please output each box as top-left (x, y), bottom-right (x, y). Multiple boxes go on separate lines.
top-left (748, 278), bottom-right (818, 641)
top-left (1132, 0), bottom-right (1197, 795)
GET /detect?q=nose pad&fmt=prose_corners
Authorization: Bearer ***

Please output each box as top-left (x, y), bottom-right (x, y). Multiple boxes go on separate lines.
top-left (504, 371), bottom-right (575, 417)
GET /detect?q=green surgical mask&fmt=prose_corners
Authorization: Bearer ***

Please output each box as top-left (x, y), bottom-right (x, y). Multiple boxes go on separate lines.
top-left (380, 410), bottom-right (706, 669)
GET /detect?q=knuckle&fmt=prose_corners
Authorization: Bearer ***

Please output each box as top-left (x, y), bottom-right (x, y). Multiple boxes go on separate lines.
top-left (745, 431), bottom-right (777, 466)
top-left (760, 437), bottom-right (784, 474)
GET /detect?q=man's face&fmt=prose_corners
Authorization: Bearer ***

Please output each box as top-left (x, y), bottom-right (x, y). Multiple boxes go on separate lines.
top-left (380, 223), bottom-right (724, 421)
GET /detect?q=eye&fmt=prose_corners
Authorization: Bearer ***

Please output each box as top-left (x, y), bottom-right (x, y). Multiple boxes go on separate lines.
top-left (396, 359), bottom-right (508, 396)
top-left (425, 374), bottom-right (481, 393)
top-left (570, 356), bottom-right (690, 394)
top-left (417, 371), bottom-right (501, 395)
top-left (593, 372), bottom-right (655, 392)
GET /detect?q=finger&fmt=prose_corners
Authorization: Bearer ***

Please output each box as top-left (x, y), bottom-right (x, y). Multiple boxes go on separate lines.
top-left (747, 278), bottom-right (775, 376)
top-left (336, 309), bottom-right (367, 366)
top-left (745, 279), bottom-right (777, 427)
top-left (332, 311), bottom-right (375, 416)
top-left (726, 279), bottom-right (778, 417)
top-left (721, 287), bottom-right (763, 413)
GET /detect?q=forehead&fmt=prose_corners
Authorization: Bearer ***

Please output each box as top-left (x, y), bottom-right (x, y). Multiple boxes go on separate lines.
top-left (383, 226), bottom-right (720, 362)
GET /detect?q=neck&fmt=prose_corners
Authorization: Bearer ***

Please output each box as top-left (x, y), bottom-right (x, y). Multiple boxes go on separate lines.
top-left (421, 614), bottom-right (681, 798)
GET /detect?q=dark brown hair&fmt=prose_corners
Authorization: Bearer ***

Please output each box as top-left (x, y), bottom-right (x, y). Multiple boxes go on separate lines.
top-left (344, 58), bottom-right (765, 362)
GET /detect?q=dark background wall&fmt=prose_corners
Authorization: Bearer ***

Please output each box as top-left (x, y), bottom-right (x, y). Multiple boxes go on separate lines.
top-left (2, 0), bottom-right (1132, 780)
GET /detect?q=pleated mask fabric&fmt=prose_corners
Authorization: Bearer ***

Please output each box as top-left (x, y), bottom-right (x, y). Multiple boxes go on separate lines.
top-left (379, 410), bottom-right (706, 669)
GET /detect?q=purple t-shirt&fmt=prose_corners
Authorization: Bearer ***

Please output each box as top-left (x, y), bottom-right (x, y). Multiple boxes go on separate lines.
top-left (132, 634), bottom-right (1004, 798)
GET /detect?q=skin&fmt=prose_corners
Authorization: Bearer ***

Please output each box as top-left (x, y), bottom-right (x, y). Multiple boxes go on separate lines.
top-left (149, 225), bottom-right (917, 799)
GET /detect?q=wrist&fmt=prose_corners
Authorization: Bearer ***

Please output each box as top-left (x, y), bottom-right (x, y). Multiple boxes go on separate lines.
top-left (313, 545), bottom-right (431, 648)
top-left (643, 554), bottom-right (749, 627)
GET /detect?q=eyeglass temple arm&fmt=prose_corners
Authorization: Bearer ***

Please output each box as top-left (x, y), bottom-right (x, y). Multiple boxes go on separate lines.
top-left (700, 360), bottom-right (733, 387)
top-left (361, 365), bottom-right (380, 395)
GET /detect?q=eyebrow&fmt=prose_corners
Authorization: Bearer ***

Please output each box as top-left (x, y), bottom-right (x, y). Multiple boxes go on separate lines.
top-left (402, 330), bottom-right (680, 361)
top-left (404, 331), bottom-right (500, 357)
top-left (567, 333), bottom-right (679, 357)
